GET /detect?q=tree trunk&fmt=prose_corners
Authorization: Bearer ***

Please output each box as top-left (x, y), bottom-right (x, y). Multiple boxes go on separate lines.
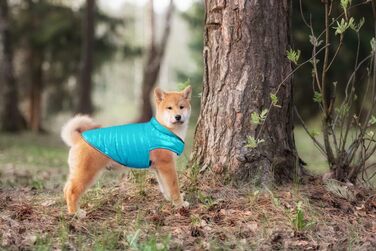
top-left (139, 45), bottom-right (158, 122)
top-left (77, 0), bottom-right (95, 114)
top-left (28, 51), bottom-right (44, 132)
top-left (191, 0), bottom-right (299, 185)
top-left (0, 0), bottom-right (27, 132)
top-left (137, 0), bottom-right (174, 122)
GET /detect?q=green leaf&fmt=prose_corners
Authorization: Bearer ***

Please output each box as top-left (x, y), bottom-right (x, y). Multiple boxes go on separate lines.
top-left (246, 136), bottom-right (257, 148)
top-left (177, 79), bottom-right (191, 91)
top-left (333, 18), bottom-right (351, 35)
top-left (309, 129), bottom-right (320, 137)
top-left (251, 112), bottom-right (261, 125)
top-left (287, 49), bottom-right (301, 65)
top-left (347, 17), bottom-right (355, 31)
top-left (270, 93), bottom-right (281, 108)
top-left (270, 93), bottom-right (278, 104)
top-left (260, 109), bottom-right (268, 121)
top-left (245, 136), bottom-right (265, 148)
top-left (251, 109), bottom-right (268, 126)
top-left (292, 201), bottom-right (315, 231)
top-left (313, 91), bottom-right (322, 103)
top-left (335, 104), bottom-right (350, 119)
top-left (369, 115), bottom-right (376, 126)
top-left (309, 35), bottom-right (323, 47)
top-left (350, 17), bottom-right (364, 32)
top-left (341, 0), bottom-right (351, 10)
top-left (358, 17), bottom-right (365, 30)
top-left (341, 0), bottom-right (351, 19)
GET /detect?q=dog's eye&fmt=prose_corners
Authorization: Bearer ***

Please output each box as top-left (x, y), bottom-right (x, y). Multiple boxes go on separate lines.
top-left (180, 106), bottom-right (184, 109)
top-left (167, 106), bottom-right (172, 110)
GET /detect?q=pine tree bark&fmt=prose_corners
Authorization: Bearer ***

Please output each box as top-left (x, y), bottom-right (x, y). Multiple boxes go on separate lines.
top-left (77, 0), bottom-right (95, 114)
top-left (0, 0), bottom-right (26, 132)
top-left (191, 0), bottom-right (299, 185)
top-left (137, 0), bottom-right (174, 122)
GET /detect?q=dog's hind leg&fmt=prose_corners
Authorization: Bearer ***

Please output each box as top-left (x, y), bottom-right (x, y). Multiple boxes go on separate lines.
top-left (64, 139), bottom-right (110, 214)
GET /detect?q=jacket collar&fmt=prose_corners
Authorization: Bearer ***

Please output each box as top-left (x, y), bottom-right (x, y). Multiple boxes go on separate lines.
top-left (150, 117), bottom-right (184, 143)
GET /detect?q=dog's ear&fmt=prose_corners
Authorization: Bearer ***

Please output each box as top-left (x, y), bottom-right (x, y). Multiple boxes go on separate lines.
top-left (182, 85), bottom-right (192, 100)
top-left (154, 87), bottom-right (165, 103)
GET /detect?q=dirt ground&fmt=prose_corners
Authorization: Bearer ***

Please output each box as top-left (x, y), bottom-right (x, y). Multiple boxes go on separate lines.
top-left (0, 133), bottom-right (375, 250)
top-left (1, 174), bottom-right (375, 251)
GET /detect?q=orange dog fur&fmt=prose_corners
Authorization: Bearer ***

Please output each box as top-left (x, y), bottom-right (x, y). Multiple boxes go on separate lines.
top-left (61, 86), bottom-right (192, 214)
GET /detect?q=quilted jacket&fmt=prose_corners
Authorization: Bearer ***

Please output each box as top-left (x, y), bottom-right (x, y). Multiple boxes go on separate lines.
top-left (81, 117), bottom-right (184, 168)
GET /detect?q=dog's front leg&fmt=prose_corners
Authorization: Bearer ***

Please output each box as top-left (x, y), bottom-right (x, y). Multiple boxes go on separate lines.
top-left (154, 169), bottom-right (171, 201)
top-left (156, 162), bottom-right (188, 207)
top-left (151, 149), bottom-right (188, 208)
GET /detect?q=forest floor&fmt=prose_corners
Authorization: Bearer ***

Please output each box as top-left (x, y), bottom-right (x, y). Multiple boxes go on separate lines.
top-left (0, 132), bottom-right (375, 251)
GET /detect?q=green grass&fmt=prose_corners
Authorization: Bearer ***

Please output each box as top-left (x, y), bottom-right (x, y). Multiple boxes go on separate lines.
top-left (0, 132), bottom-right (125, 189)
top-left (0, 132), bottom-right (67, 189)
top-left (0, 132), bottom-right (66, 168)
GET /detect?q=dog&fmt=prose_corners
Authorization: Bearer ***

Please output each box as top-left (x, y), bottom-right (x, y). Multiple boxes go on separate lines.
top-left (61, 86), bottom-right (192, 214)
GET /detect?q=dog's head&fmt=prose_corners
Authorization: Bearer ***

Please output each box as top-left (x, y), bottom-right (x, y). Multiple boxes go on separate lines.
top-left (154, 86), bottom-right (192, 129)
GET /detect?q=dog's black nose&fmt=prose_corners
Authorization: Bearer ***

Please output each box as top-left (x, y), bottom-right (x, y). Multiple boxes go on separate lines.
top-left (175, 115), bottom-right (181, 121)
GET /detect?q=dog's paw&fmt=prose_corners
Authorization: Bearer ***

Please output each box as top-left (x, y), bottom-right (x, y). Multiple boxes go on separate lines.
top-left (174, 200), bottom-right (190, 209)
top-left (162, 193), bottom-right (171, 201)
top-left (182, 200), bottom-right (190, 208)
top-left (75, 209), bottom-right (87, 219)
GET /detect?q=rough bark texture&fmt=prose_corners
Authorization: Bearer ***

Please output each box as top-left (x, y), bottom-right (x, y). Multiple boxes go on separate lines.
top-left (77, 0), bottom-right (95, 115)
top-left (191, 0), bottom-right (298, 185)
top-left (137, 0), bottom-right (174, 122)
top-left (0, 0), bottom-right (27, 132)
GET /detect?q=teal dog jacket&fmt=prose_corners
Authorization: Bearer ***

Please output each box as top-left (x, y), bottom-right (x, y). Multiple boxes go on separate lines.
top-left (81, 117), bottom-right (184, 168)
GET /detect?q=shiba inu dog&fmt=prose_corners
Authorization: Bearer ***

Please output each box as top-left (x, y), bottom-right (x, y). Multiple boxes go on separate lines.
top-left (61, 86), bottom-right (192, 214)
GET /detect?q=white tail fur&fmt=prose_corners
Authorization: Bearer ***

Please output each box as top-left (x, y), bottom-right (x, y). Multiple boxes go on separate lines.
top-left (60, 114), bottom-right (99, 147)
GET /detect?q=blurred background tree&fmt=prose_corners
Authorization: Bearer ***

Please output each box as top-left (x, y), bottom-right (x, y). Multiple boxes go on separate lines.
top-left (2, 0), bottom-right (135, 132)
top-left (176, 1), bottom-right (204, 122)
top-left (137, 0), bottom-right (174, 122)
top-left (0, 0), bottom-right (374, 148)
top-left (0, 0), bottom-right (27, 132)
top-left (76, 0), bottom-right (95, 115)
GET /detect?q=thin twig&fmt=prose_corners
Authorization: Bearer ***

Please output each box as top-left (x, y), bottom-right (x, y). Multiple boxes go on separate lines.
top-left (321, 1), bottom-right (336, 166)
top-left (299, 0), bottom-right (311, 29)
top-left (326, 35), bottom-right (343, 71)
top-left (341, 54), bottom-right (373, 151)
top-left (294, 106), bottom-right (327, 156)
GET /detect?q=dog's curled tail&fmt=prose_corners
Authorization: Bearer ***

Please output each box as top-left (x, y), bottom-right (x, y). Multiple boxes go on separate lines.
top-left (61, 114), bottom-right (99, 147)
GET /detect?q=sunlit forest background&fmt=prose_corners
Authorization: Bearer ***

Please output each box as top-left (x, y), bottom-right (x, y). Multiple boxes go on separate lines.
top-left (1, 0), bottom-right (202, 128)
top-left (0, 0), bottom-right (206, 191)
top-left (0, 0), bottom-right (375, 182)
top-left (0, 0), bottom-right (374, 187)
